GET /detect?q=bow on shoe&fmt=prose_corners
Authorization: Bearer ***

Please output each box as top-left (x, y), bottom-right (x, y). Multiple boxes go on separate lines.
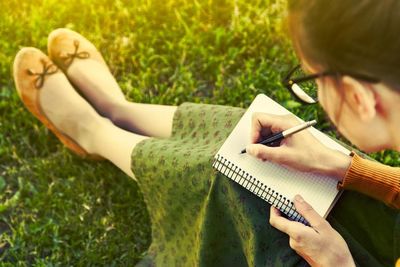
top-left (59, 40), bottom-right (90, 68)
top-left (27, 59), bottom-right (58, 89)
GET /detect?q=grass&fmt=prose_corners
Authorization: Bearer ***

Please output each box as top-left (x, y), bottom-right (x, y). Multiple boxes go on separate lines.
top-left (0, 0), bottom-right (398, 265)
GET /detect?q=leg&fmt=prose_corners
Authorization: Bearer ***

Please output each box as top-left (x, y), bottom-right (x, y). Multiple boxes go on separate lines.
top-left (40, 69), bottom-right (148, 179)
top-left (48, 29), bottom-right (177, 138)
top-left (108, 101), bottom-right (177, 138)
top-left (87, 120), bottom-right (148, 179)
top-left (67, 59), bottom-right (177, 138)
top-left (14, 48), bottom-right (148, 179)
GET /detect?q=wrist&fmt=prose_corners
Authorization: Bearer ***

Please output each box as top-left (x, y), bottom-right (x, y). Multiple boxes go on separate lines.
top-left (321, 242), bottom-right (355, 267)
top-left (317, 149), bottom-right (352, 181)
top-left (324, 254), bottom-right (355, 267)
top-left (328, 251), bottom-right (356, 267)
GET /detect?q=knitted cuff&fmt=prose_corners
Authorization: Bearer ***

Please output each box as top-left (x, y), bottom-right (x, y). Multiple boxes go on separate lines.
top-left (338, 152), bottom-right (400, 209)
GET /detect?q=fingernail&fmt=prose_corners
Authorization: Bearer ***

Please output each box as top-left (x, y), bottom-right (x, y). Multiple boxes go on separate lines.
top-left (271, 205), bottom-right (280, 215)
top-left (295, 194), bottom-right (304, 203)
top-left (246, 145), bottom-right (252, 154)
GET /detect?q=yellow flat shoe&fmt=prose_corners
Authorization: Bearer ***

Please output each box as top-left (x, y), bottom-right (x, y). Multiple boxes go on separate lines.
top-left (47, 28), bottom-right (108, 72)
top-left (13, 47), bottom-right (100, 159)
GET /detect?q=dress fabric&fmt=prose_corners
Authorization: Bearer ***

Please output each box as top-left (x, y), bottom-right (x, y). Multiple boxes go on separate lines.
top-left (131, 103), bottom-right (399, 267)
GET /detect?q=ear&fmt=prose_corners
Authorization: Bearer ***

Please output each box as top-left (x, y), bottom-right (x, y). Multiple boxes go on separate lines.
top-left (341, 76), bottom-right (377, 121)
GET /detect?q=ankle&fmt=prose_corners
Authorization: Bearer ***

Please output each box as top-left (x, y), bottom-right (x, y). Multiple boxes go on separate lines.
top-left (76, 116), bottom-right (111, 155)
top-left (67, 60), bottom-right (126, 115)
top-left (96, 98), bottom-right (127, 118)
top-left (107, 100), bottom-right (135, 130)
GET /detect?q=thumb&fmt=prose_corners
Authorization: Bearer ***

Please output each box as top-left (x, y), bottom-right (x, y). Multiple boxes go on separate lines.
top-left (246, 143), bottom-right (289, 164)
top-left (294, 195), bottom-right (328, 231)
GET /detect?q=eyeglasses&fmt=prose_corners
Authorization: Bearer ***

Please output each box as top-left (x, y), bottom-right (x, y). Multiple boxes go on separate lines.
top-left (282, 65), bottom-right (380, 105)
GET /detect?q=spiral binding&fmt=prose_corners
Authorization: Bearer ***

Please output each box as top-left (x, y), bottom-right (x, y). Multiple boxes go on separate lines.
top-left (212, 154), bottom-right (307, 224)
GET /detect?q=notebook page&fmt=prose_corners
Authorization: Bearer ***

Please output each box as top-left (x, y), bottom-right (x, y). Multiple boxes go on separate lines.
top-left (216, 94), bottom-right (350, 217)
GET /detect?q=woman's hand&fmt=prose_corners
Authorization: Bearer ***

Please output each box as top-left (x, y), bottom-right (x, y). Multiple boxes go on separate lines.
top-left (246, 113), bottom-right (351, 180)
top-left (270, 195), bottom-right (355, 267)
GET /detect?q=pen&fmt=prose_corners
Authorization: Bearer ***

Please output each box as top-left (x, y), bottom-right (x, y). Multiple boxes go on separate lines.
top-left (240, 119), bottom-right (317, 154)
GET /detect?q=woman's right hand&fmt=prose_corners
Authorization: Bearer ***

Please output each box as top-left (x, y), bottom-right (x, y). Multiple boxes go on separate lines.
top-left (246, 113), bottom-right (351, 181)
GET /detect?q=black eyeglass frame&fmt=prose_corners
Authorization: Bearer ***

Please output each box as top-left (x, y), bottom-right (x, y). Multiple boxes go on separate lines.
top-left (282, 65), bottom-right (381, 105)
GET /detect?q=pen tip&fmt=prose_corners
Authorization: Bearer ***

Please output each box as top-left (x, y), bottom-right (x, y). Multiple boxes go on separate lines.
top-left (240, 149), bottom-right (246, 154)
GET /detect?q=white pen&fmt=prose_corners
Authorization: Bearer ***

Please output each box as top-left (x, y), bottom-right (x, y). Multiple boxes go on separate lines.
top-left (240, 120), bottom-right (317, 154)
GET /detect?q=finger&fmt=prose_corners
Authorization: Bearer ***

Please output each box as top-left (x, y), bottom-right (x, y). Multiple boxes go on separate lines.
top-left (250, 113), bottom-right (300, 143)
top-left (251, 113), bottom-right (267, 143)
top-left (295, 249), bottom-right (318, 267)
top-left (294, 195), bottom-right (329, 231)
top-left (246, 143), bottom-right (291, 164)
top-left (270, 206), bottom-right (319, 250)
top-left (250, 113), bottom-right (280, 143)
top-left (269, 206), bottom-right (309, 237)
top-left (269, 206), bottom-right (291, 233)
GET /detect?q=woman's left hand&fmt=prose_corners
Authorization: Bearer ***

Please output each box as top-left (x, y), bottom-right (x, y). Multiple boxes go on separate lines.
top-left (270, 195), bottom-right (355, 267)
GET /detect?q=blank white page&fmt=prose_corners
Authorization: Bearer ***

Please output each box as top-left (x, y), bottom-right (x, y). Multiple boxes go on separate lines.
top-left (215, 94), bottom-right (350, 218)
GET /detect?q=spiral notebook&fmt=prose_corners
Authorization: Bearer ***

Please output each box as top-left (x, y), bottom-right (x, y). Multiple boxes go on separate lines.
top-left (212, 94), bottom-right (350, 224)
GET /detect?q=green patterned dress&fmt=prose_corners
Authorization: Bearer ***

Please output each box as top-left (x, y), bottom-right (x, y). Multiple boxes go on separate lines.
top-left (131, 103), bottom-right (399, 267)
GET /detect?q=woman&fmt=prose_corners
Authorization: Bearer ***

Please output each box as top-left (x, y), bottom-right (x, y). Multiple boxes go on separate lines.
top-left (12, 0), bottom-right (399, 266)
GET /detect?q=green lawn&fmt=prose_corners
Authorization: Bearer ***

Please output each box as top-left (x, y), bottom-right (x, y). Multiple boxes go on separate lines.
top-left (0, 0), bottom-right (398, 265)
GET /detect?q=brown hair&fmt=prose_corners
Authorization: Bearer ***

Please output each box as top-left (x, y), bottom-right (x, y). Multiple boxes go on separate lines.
top-left (288, 0), bottom-right (400, 89)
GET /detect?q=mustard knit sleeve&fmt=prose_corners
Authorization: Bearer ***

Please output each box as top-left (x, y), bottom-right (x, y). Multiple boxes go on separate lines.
top-left (337, 152), bottom-right (400, 209)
